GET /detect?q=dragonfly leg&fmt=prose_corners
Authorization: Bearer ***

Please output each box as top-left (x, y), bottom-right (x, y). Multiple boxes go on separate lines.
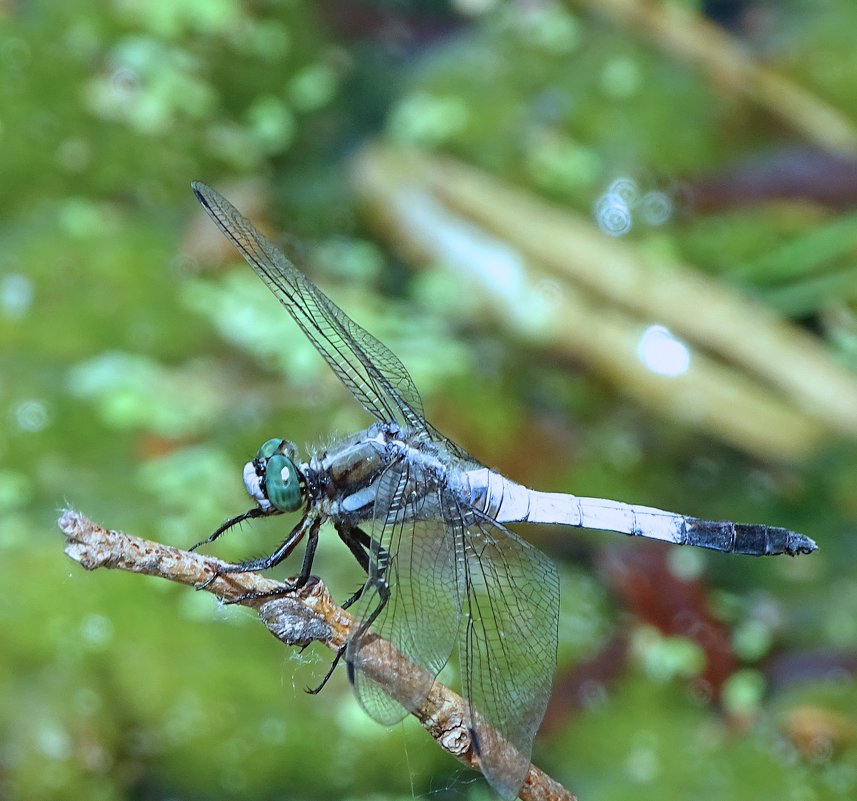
top-left (345, 576), bottom-right (391, 686)
top-left (304, 525), bottom-right (393, 694)
top-left (336, 524), bottom-right (372, 573)
top-left (189, 507), bottom-right (267, 551)
top-left (305, 645), bottom-right (347, 695)
top-left (335, 524), bottom-right (391, 609)
top-left (197, 515), bottom-right (318, 594)
top-left (216, 530), bottom-right (320, 606)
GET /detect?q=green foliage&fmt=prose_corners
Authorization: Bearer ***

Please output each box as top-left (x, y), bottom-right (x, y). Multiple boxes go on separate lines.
top-left (3, 1), bottom-right (857, 800)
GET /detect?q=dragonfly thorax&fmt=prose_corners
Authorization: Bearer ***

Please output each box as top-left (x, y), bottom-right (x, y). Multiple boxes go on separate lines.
top-left (243, 437), bottom-right (304, 513)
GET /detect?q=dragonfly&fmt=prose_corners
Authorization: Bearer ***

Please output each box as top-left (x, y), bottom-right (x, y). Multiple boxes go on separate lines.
top-left (190, 181), bottom-right (817, 800)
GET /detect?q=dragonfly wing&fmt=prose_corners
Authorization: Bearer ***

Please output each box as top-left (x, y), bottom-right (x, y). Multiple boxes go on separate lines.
top-left (346, 461), bottom-right (461, 724)
top-left (192, 182), bottom-right (426, 432)
top-left (445, 495), bottom-right (559, 801)
top-left (347, 463), bottom-right (559, 800)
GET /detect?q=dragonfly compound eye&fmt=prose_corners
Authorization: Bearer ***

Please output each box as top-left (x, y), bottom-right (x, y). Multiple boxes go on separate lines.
top-left (263, 454), bottom-right (302, 512)
top-left (257, 437), bottom-right (288, 459)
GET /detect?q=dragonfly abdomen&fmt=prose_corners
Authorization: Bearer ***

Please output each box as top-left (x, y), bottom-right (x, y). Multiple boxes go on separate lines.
top-left (466, 469), bottom-right (815, 556)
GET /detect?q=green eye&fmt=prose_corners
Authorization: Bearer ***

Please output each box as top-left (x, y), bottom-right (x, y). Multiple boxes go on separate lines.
top-left (263, 454), bottom-right (302, 512)
top-left (257, 438), bottom-right (287, 459)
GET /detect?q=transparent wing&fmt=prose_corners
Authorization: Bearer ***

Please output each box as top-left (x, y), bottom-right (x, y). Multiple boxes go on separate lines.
top-left (447, 496), bottom-right (559, 801)
top-left (346, 461), bottom-right (461, 724)
top-left (192, 181), bottom-right (427, 432)
top-left (347, 461), bottom-right (559, 800)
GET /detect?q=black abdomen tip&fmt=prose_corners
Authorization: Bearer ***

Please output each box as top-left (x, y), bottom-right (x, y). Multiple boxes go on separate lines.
top-left (685, 519), bottom-right (817, 556)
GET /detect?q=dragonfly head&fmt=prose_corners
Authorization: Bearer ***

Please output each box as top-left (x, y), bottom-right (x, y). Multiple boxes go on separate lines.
top-left (243, 438), bottom-right (304, 513)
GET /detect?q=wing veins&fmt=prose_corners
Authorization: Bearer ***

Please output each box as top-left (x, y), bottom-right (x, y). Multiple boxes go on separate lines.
top-left (192, 182), bottom-right (424, 429)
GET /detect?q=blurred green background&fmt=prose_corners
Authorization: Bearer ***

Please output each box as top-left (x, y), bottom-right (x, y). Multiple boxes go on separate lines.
top-left (3, 1), bottom-right (857, 799)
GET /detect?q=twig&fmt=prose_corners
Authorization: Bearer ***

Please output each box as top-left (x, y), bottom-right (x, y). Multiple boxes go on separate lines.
top-left (59, 509), bottom-right (575, 801)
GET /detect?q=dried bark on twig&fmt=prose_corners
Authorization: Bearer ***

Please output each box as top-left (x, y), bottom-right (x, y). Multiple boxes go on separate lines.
top-left (59, 509), bottom-right (575, 801)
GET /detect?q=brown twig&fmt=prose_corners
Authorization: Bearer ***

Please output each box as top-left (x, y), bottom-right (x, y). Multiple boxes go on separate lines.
top-left (58, 509), bottom-right (575, 801)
